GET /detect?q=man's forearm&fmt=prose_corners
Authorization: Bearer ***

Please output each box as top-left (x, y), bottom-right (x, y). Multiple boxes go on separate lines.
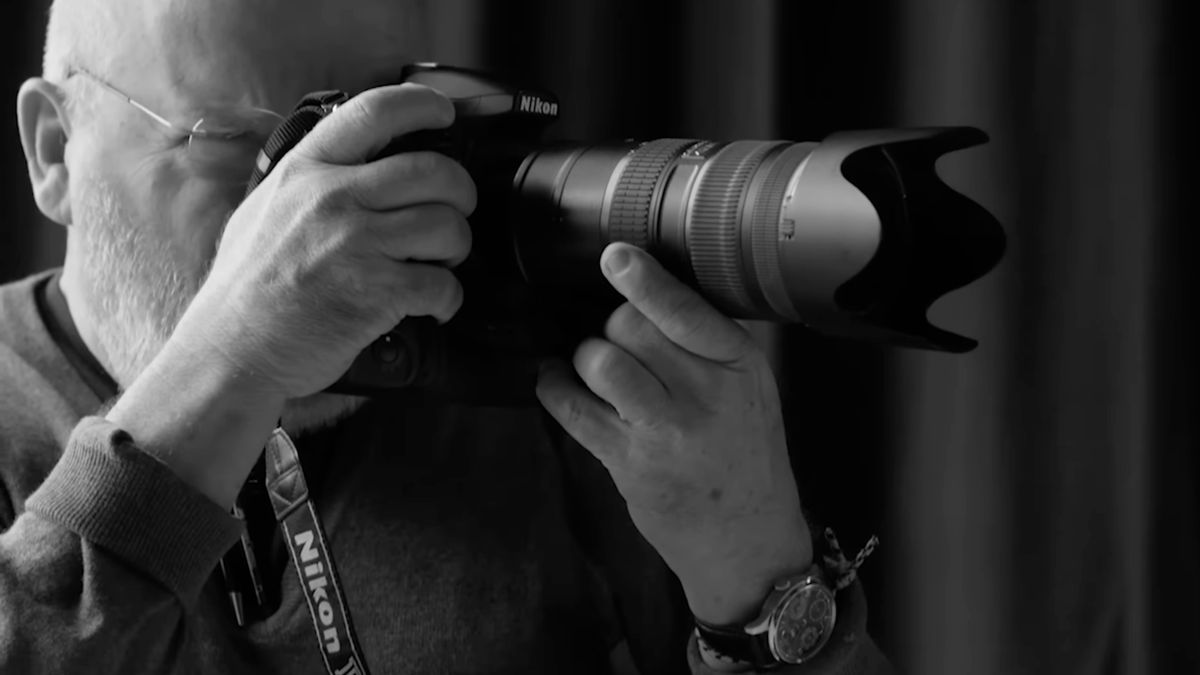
top-left (674, 531), bottom-right (813, 626)
top-left (2, 418), bottom-right (243, 674)
top-left (107, 338), bottom-right (285, 509)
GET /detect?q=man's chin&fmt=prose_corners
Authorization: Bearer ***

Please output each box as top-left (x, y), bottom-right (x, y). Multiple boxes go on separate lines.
top-left (281, 392), bottom-right (370, 435)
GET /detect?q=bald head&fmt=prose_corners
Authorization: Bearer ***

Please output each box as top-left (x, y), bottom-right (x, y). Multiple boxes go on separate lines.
top-left (43, 0), bottom-right (117, 82)
top-left (45, 0), bottom-right (430, 114)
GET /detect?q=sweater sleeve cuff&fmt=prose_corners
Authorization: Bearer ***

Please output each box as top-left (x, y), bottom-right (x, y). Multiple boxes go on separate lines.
top-left (687, 580), bottom-right (891, 675)
top-left (25, 416), bottom-right (244, 602)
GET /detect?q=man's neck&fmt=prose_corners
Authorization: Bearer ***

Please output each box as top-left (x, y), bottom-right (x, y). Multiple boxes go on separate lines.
top-left (41, 268), bottom-right (119, 400)
top-left (59, 262), bottom-right (116, 368)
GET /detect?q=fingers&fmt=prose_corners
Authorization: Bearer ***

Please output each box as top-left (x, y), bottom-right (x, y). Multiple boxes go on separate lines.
top-left (535, 359), bottom-right (628, 464)
top-left (299, 84), bottom-right (456, 165)
top-left (603, 301), bottom-right (703, 395)
top-left (367, 204), bottom-right (472, 268)
top-left (349, 151), bottom-right (477, 215)
top-left (572, 338), bottom-right (670, 427)
top-left (600, 243), bottom-right (750, 363)
top-left (383, 262), bottom-right (464, 325)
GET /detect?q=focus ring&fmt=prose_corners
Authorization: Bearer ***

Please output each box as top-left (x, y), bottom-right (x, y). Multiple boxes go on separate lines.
top-left (687, 141), bottom-right (783, 315)
top-left (609, 139), bottom-right (696, 248)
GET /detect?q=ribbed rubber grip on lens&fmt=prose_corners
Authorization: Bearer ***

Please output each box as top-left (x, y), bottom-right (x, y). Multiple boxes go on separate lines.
top-left (608, 139), bottom-right (696, 248)
top-left (687, 141), bottom-right (784, 314)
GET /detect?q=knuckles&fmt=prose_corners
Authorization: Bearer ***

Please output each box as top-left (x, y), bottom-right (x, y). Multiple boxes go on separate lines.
top-left (269, 153), bottom-right (319, 190)
top-left (574, 338), bottom-right (620, 384)
top-left (393, 151), bottom-right (446, 184)
top-left (657, 294), bottom-right (710, 347)
top-left (198, 86), bottom-right (475, 394)
top-left (445, 210), bottom-right (474, 267)
top-left (345, 84), bottom-right (456, 133)
top-left (558, 390), bottom-right (590, 429)
top-left (395, 265), bottom-right (464, 320)
top-left (242, 152), bottom-right (474, 323)
top-left (392, 83), bottom-right (457, 127)
top-left (377, 152), bottom-right (479, 216)
top-left (342, 93), bottom-right (380, 135)
top-left (440, 157), bottom-right (478, 215)
top-left (604, 302), bottom-right (655, 347)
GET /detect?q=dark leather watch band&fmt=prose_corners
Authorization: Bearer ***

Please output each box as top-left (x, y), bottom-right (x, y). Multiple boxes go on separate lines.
top-left (693, 564), bottom-right (837, 669)
top-left (694, 620), bottom-right (778, 669)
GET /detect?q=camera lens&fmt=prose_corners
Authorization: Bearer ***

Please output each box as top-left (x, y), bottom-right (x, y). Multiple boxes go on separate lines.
top-left (509, 128), bottom-right (1003, 351)
top-left (510, 138), bottom-right (866, 321)
top-left (512, 138), bottom-right (799, 319)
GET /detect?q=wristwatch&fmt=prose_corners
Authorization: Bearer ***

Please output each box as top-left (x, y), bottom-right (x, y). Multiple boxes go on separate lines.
top-left (694, 564), bottom-right (837, 669)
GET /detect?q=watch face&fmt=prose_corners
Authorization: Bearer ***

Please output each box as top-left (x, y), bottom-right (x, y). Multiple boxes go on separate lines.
top-left (768, 582), bottom-right (836, 664)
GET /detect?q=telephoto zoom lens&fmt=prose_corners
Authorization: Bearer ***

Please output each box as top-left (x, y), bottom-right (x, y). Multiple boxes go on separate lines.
top-left (510, 128), bottom-right (1005, 352)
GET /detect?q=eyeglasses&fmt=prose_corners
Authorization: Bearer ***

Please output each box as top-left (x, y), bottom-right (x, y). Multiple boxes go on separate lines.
top-left (67, 68), bottom-right (285, 180)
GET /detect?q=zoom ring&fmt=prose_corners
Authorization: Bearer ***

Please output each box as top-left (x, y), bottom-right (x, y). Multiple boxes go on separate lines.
top-left (609, 139), bottom-right (697, 249)
top-left (687, 141), bottom-right (784, 315)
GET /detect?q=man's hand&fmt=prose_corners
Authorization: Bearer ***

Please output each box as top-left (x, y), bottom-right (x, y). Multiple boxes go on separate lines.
top-left (535, 242), bottom-right (813, 626)
top-left (184, 83), bottom-right (475, 398)
top-left (108, 84), bottom-right (475, 507)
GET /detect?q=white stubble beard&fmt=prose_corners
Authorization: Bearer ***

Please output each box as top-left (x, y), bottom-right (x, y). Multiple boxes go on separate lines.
top-left (71, 178), bottom-right (367, 435)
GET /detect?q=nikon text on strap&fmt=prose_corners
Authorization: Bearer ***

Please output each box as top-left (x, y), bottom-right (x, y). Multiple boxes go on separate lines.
top-left (265, 428), bottom-right (370, 675)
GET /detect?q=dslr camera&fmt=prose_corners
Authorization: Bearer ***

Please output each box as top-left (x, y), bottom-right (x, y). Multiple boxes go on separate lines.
top-left (246, 63), bottom-right (1006, 405)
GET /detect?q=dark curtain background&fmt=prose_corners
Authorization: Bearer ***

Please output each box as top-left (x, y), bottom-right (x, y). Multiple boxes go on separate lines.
top-left (2, 1), bottom-right (1194, 673)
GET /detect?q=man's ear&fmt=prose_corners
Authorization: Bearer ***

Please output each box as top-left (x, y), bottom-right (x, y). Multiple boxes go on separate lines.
top-left (17, 78), bottom-right (74, 226)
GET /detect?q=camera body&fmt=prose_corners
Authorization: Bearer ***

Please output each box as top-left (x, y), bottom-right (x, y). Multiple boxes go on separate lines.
top-left (246, 64), bottom-right (1006, 405)
top-left (248, 64), bottom-right (605, 404)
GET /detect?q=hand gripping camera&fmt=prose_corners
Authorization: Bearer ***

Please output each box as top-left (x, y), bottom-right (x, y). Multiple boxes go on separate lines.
top-left (246, 63), bottom-right (1006, 405)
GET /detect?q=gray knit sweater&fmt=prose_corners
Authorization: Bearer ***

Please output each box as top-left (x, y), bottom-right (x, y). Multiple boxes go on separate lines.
top-left (0, 270), bottom-right (889, 674)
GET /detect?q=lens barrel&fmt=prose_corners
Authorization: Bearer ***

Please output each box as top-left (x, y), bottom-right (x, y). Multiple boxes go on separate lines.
top-left (510, 128), bottom-right (1004, 352)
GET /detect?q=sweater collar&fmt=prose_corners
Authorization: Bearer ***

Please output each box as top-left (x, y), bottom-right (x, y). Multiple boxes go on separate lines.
top-left (38, 272), bottom-right (119, 402)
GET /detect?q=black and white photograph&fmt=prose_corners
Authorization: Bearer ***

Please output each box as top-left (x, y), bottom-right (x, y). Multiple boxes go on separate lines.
top-left (0, 1), bottom-right (1191, 673)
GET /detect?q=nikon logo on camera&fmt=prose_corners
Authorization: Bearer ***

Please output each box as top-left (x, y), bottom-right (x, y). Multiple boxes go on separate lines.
top-left (517, 92), bottom-right (559, 117)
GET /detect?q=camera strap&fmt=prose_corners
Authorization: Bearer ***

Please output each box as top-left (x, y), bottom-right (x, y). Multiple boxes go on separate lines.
top-left (263, 428), bottom-right (371, 675)
top-left (246, 90), bottom-right (348, 196)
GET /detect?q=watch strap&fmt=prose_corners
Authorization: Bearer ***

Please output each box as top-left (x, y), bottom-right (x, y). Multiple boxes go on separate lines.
top-left (694, 619), bottom-right (777, 670)
top-left (688, 578), bottom-right (878, 675)
top-left (693, 561), bottom-right (837, 669)
top-left (690, 529), bottom-right (879, 670)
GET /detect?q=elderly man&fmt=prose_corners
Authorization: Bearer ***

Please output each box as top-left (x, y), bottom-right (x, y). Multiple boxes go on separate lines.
top-left (0, 1), bottom-right (891, 673)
